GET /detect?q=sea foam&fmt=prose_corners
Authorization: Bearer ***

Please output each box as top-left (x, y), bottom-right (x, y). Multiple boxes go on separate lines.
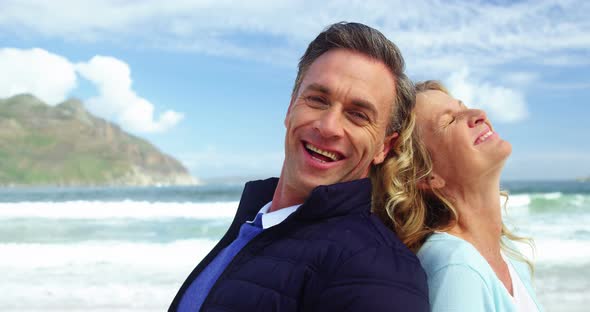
top-left (0, 200), bottom-right (239, 219)
top-left (0, 239), bottom-right (216, 269)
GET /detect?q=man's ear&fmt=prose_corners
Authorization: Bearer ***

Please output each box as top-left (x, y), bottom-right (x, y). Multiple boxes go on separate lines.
top-left (418, 173), bottom-right (446, 190)
top-left (372, 132), bottom-right (399, 165)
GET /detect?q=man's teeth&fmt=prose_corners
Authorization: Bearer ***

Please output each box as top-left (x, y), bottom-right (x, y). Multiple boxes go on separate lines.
top-left (478, 131), bottom-right (493, 143)
top-left (306, 143), bottom-right (340, 161)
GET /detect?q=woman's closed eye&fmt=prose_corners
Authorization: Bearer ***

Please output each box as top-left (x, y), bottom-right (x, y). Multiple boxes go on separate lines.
top-left (448, 116), bottom-right (456, 125)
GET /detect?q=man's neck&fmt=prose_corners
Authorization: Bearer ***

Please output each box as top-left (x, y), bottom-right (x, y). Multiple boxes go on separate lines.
top-left (269, 177), bottom-right (306, 213)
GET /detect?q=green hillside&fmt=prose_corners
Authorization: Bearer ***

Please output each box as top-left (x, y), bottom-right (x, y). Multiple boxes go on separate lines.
top-left (0, 94), bottom-right (195, 186)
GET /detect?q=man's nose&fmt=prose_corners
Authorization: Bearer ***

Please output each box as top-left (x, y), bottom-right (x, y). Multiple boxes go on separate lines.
top-left (315, 108), bottom-right (344, 138)
top-left (468, 109), bottom-right (487, 128)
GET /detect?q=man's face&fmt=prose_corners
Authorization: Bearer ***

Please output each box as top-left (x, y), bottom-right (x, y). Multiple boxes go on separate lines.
top-left (282, 48), bottom-right (397, 196)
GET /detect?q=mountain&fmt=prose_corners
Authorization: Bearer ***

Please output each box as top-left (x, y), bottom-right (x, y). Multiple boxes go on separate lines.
top-left (0, 94), bottom-right (197, 186)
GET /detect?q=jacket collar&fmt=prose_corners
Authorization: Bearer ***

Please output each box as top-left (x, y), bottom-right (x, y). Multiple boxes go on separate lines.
top-left (237, 177), bottom-right (372, 223)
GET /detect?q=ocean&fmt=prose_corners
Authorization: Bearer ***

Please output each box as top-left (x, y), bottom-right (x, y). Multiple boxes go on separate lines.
top-left (0, 180), bottom-right (588, 311)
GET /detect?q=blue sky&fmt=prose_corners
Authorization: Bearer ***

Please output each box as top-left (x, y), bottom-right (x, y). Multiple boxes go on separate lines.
top-left (1, 0), bottom-right (589, 181)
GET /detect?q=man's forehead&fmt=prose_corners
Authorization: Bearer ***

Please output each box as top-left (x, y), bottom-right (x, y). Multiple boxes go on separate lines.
top-left (304, 49), bottom-right (393, 81)
top-left (302, 58), bottom-right (395, 103)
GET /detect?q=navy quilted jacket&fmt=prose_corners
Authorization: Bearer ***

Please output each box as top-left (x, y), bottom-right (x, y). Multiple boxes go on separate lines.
top-left (169, 178), bottom-right (429, 311)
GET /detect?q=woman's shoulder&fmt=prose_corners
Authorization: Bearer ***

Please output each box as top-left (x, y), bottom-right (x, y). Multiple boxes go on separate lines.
top-left (417, 233), bottom-right (500, 310)
top-left (417, 232), bottom-right (492, 277)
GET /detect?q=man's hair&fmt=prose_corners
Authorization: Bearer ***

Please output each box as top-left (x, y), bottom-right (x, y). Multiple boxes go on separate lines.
top-left (292, 22), bottom-right (414, 136)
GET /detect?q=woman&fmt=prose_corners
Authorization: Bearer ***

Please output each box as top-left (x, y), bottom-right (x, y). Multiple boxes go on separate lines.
top-left (372, 80), bottom-right (542, 311)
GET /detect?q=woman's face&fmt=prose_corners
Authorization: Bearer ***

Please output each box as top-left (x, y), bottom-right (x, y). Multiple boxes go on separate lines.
top-left (415, 90), bottom-right (512, 188)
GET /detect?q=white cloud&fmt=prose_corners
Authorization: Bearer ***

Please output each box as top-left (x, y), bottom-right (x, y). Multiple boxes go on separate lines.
top-left (1, 0), bottom-right (588, 71)
top-left (0, 48), bottom-right (182, 133)
top-left (446, 69), bottom-right (528, 123)
top-left (76, 56), bottom-right (184, 133)
top-left (502, 72), bottom-right (539, 87)
top-left (1, 1), bottom-right (586, 132)
top-left (0, 48), bottom-right (77, 104)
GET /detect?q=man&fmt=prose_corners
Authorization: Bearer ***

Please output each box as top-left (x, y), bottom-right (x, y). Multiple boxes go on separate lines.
top-left (170, 22), bottom-right (429, 312)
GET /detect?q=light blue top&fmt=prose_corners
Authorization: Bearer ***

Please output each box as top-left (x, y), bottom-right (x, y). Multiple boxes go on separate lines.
top-left (417, 232), bottom-right (543, 312)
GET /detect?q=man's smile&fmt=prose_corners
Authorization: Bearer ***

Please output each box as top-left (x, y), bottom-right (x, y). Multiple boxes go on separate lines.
top-left (303, 142), bottom-right (344, 163)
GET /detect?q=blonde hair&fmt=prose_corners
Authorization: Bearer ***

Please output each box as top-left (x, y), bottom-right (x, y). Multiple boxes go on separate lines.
top-left (372, 80), bottom-right (535, 273)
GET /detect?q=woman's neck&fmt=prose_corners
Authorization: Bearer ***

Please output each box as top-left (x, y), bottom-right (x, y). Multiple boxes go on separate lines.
top-left (445, 176), bottom-right (503, 257)
top-left (443, 175), bottom-right (513, 296)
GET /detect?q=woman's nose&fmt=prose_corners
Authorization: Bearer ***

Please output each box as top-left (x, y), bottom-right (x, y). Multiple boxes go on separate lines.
top-left (468, 109), bottom-right (487, 128)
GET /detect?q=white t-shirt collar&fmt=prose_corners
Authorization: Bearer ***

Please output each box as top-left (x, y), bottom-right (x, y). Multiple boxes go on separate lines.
top-left (503, 253), bottom-right (539, 311)
top-left (248, 201), bottom-right (300, 229)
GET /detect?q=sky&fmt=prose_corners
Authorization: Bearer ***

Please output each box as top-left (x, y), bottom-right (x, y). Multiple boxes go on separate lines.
top-left (1, 0), bottom-right (589, 181)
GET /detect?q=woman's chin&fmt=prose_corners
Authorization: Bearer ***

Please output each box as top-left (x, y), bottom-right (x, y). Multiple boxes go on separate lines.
top-left (500, 140), bottom-right (513, 161)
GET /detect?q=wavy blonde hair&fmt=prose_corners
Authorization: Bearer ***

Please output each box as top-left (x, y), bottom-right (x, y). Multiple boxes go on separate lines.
top-left (372, 80), bottom-right (535, 272)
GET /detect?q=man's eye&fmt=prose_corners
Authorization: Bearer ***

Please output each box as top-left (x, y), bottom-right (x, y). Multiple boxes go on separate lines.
top-left (305, 96), bottom-right (328, 107)
top-left (347, 111), bottom-right (370, 124)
